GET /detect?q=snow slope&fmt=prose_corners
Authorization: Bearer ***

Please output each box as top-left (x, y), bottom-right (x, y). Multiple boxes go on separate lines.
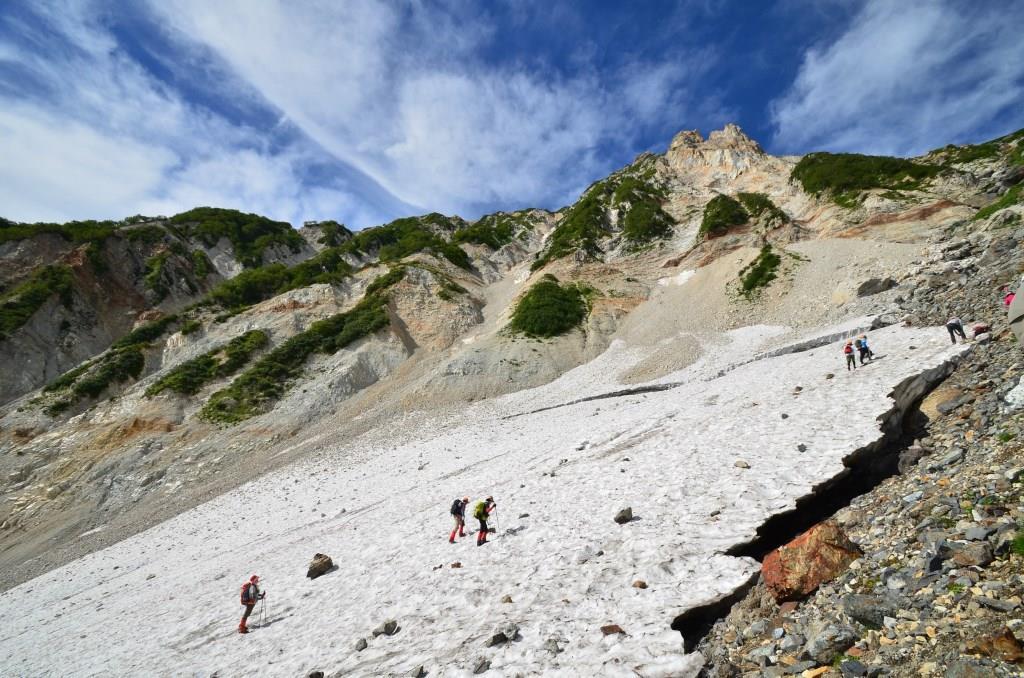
top-left (0, 322), bottom-right (966, 677)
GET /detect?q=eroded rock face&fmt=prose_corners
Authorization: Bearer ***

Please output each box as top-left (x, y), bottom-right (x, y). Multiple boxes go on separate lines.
top-left (762, 519), bottom-right (862, 602)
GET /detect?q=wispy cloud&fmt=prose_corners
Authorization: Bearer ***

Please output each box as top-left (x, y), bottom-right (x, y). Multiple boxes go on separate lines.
top-left (0, 0), bottom-right (395, 226)
top-left (771, 0), bottom-right (1024, 156)
top-left (148, 0), bottom-right (713, 217)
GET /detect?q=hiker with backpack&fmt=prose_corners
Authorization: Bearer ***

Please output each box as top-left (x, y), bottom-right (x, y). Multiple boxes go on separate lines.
top-left (843, 340), bottom-right (857, 371)
top-left (449, 496), bottom-right (469, 543)
top-left (238, 574), bottom-right (265, 634)
top-left (946, 317), bottom-right (967, 344)
top-left (474, 496), bottom-right (497, 546)
top-left (855, 334), bottom-right (872, 365)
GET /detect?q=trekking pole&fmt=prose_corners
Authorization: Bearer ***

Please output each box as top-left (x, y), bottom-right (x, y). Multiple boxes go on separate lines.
top-left (260, 597), bottom-right (266, 627)
top-left (494, 509), bottom-right (499, 534)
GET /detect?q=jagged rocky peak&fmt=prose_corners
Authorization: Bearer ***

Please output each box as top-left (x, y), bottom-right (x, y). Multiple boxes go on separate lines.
top-left (668, 123), bottom-right (764, 156)
top-left (707, 123), bottom-right (764, 153)
top-left (665, 123), bottom-right (773, 180)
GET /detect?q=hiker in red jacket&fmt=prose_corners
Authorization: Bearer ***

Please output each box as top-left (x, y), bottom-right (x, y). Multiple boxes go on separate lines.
top-left (843, 340), bottom-right (857, 371)
top-left (239, 575), bottom-right (265, 634)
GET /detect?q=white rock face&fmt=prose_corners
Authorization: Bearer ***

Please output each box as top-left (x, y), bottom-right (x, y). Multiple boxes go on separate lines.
top-left (0, 321), bottom-right (966, 676)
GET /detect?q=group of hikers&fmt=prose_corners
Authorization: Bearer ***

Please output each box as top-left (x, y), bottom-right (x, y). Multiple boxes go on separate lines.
top-left (237, 496), bottom-right (498, 633)
top-left (842, 334), bottom-right (874, 370)
top-left (843, 311), bottom-right (993, 370)
top-left (449, 495), bottom-right (497, 546)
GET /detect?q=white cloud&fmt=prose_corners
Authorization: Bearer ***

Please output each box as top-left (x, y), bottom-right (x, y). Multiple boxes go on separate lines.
top-left (0, 0), bottom-right (713, 227)
top-left (771, 0), bottom-right (1024, 156)
top-left (0, 0), bottom-right (371, 226)
top-left (0, 104), bottom-right (175, 222)
top-left (150, 0), bottom-right (707, 217)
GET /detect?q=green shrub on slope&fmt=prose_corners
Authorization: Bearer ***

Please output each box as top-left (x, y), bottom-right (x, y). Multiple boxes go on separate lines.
top-left (144, 252), bottom-right (171, 301)
top-left (0, 218), bottom-right (118, 244)
top-left (199, 270), bottom-right (407, 423)
top-left (0, 265), bottom-right (74, 339)
top-left (199, 295), bottom-right (391, 423)
top-left (112, 315), bottom-right (179, 349)
top-left (509, 274), bottom-right (591, 338)
top-left (532, 159), bottom-right (674, 270)
top-left (973, 185), bottom-right (1022, 222)
top-left (454, 211), bottom-right (534, 249)
top-left (146, 330), bottom-right (269, 396)
top-left (341, 213), bottom-right (471, 270)
top-left (169, 207), bottom-right (303, 268)
top-left (739, 245), bottom-right (782, 296)
top-left (737, 193), bottom-right (788, 226)
top-left (791, 153), bottom-right (941, 204)
top-left (700, 195), bottom-right (748, 238)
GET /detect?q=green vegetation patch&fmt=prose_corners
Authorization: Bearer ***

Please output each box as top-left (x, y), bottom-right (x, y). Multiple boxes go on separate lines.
top-left (454, 211), bottom-right (534, 249)
top-left (973, 185), bottom-right (1022, 222)
top-left (532, 158), bottom-right (673, 270)
top-left (43, 345), bottom-right (147, 415)
top-left (202, 244), bottom-right (356, 312)
top-left (739, 244), bottom-right (782, 297)
top-left (314, 220), bottom-right (353, 247)
top-left (0, 265), bottom-right (74, 340)
top-left (169, 207), bottom-right (303, 268)
top-left (700, 195), bottom-right (749, 238)
top-left (341, 213), bottom-right (470, 270)
top-left (533, 183), bottom-right (611, 270)
top-left (144, 252), bottom-right (171, 301)
top-left (146, 329), bottom-right (269, 397)
top-left (509, 274), bottom-right (592, 338)
top-left (364, 266), bottom-right (407, 297)
top-left (933, 142), bottom-right (1001, 165)
top-left (191, 250), bottom-right (212, 279)
top-left (205, 265), bottom-right (292, 310)
top-left (180, 319), bottom-right (202, 335)
top-left (615, 177), bottom-right (674, 247)
top-left (0, 218), bottom-right (118, 245)
top-left (737, 193), bottom-right (788, 226)
top-left (124, 225), bottom-right (168, 244)
top-left (200, 294), bottom-right (392, 423)
top-left (791, 152), bottom-right (942, 203)
top-left (112, 315), bottom-right (179, 349)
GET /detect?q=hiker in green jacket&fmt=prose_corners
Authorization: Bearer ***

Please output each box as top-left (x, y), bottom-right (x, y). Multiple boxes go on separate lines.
top-left (474, 496), bottom-right (496, 546)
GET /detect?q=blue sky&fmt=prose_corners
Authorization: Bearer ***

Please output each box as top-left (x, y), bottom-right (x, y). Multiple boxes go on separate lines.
top-left (1, 1), bottom-right (1022, 229)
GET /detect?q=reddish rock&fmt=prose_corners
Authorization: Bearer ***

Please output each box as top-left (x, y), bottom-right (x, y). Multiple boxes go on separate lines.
top-left (967, 628), bottom-right (1024, 663)
top-left (762, 519), bottom-right (862, 603)
top-left (600, 624), bottom-right (626, 636)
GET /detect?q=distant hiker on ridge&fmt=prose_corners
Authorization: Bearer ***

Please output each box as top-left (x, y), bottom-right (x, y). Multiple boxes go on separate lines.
top-left (946, 316), bottom-right (967, 344)
top-left (843, 340), bottom-right (857, 371)
top-left (449, 496), bottom-right (468, 543)
top-left (238, 574), bottom-right (265, 634)
top-left (474, 496), bottom-right (497, 546)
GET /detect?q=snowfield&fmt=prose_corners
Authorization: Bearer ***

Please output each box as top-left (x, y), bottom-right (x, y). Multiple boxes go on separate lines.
top-left (0, 322), bottom-right (966, 677)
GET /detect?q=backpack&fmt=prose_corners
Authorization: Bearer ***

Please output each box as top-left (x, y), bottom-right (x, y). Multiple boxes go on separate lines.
top-left (240, 582), bottom-right (257, 605)
top-left (450, 499), bottom-right (463, 516)
top-left (843, 345), bottom-right (853, 355)
top-left (854, 339), bottom-right (863, 349)
top-left (473, 501), bottom-right (488, 520)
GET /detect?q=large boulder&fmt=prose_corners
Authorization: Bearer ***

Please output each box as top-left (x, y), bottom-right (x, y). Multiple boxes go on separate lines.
top-left (762, 520), bottom-right (862, 602)
top-left (856, 277), bottom-right (897, 297)
top-left (306, 552), bottom-right (334, 579)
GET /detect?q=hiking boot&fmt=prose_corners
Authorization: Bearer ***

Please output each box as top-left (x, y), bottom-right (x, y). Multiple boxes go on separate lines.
top-left (238, 623), bottom-right (249, 634)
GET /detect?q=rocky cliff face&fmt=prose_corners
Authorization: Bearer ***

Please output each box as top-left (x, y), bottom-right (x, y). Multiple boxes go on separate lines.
top-left (0, 211), bottom-right (329, 405)
top-left (0, 124), bottom-right (1022, 597)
